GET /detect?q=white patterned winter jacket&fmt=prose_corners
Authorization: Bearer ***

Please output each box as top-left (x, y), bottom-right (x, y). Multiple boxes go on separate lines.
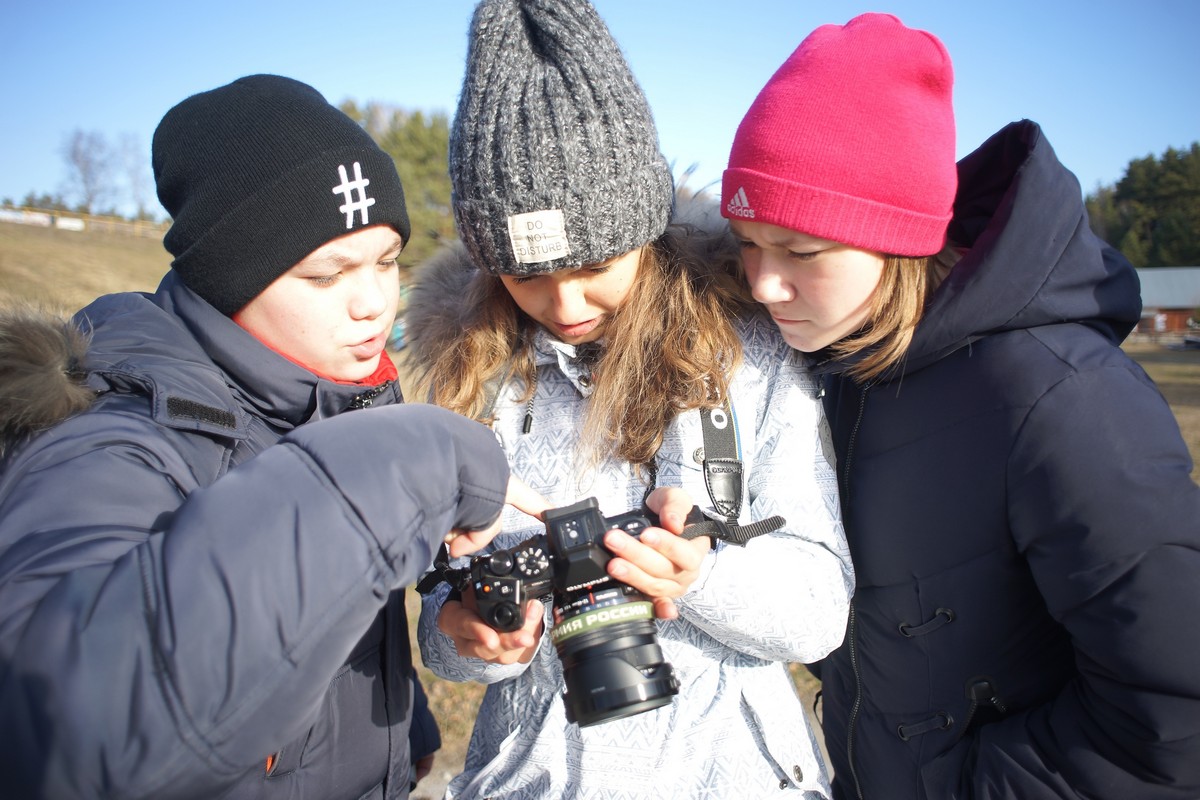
top-left (416, 306), bottom-right (853, 800)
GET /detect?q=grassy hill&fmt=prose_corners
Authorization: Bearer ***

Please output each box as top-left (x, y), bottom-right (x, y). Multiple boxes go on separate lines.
top-left (0, 221), bottom-right (171, 311)
top-left (3, 220), bottom-right (1197, 796)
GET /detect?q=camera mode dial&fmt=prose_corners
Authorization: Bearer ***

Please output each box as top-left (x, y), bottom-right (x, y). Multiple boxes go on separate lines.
top-left (515, 546), bottom-right (551, 578)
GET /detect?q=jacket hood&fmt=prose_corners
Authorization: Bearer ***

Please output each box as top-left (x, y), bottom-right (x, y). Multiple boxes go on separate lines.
top-left (0, 306), bottom-right (94, 456)
top-left (0, 281), bottom-right (251, 458)
top-left (899, 120), bottom-right (1141, 374)
top-left (403, 240), bottom-right (482, 378)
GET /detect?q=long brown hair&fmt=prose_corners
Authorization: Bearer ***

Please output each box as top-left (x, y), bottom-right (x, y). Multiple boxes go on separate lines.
top-left (408, 225), bottom-right (753, 468)
top-left (828, 245), bottom-right (960, 382)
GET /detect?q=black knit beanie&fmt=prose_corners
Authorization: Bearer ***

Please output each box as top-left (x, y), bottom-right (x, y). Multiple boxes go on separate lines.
top-left (153, 74), bottom-right (410, 315)
top-left (450, 0), bottom-right (674, 276)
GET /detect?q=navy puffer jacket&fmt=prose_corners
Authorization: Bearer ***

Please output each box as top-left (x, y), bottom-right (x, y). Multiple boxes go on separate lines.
top-left (0, 273), bottom-right (509, 799)
top-left (815, 121), bottom-right (1200, 799)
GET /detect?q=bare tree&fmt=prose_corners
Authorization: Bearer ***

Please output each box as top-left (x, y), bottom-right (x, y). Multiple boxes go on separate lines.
top-left (119, 133), bottom-right (154, 220)
top-left (60, 129), bottom-right (114, 215)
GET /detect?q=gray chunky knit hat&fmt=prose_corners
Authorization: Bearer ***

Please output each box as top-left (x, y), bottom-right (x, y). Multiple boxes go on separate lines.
top-left (450, 0), bottom-right (674, 276)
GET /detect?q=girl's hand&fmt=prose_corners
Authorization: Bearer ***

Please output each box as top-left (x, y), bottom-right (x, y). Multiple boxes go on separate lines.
top-left (437, 590), bottom-right (544, 665)
top-left (603, 487), bottom-right (711, 620)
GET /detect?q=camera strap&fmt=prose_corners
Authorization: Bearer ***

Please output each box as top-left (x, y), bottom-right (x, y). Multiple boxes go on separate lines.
top-left (415, 545), bottom-right (469, 596)
top-left (699, 400), bottom-right (743, 520)
top-left (678, 398), bottom-right (784, 547)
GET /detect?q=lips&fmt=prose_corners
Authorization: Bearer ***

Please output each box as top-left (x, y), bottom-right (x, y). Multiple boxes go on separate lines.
top-left (770, 313), bottom-right (805, 326)
top-left (553, 317), bottom-right (601, 340)
top-left (349, 330), bottom-right (387, 360)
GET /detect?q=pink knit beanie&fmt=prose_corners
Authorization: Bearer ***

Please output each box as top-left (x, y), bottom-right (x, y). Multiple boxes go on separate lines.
top-left (722, 13), bottom-right (956, 256)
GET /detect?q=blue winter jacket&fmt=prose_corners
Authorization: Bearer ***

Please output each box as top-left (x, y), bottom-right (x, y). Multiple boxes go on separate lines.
top-left (815, 121), bottom-right (1200, 799)
top-left (0, 274), bottom-right (509, 799)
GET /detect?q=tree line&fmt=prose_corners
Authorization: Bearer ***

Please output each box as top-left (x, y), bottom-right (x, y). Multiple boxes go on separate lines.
top-left (1084, 143), bottom-right (1200, 268)
top-left (5, 108), bottom-right (1197, 270)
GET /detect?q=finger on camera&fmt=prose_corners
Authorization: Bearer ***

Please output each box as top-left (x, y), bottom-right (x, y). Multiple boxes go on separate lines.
top-left (506, 474), bottom-right (550, 521)
top-left (610, 525), bottom-right (701, 575)
top-left (439, 602), bottom-right (500, 651)
top-left (644, 486), bottom-right (694, 534)
top-left (652, 597), bottom-right (680, 620)
top-left (445, 516), bottom-right (504, 558)
top-left (606, 557), bottom-right (678, 600)
top-left (604, 530), bottom-right (674, 577)
top-left (496, 602), bottom-right (543, 650)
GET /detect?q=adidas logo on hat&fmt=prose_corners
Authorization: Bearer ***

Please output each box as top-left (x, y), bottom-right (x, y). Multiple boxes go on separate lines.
top-left (726, 187), bottom-right (755, 219)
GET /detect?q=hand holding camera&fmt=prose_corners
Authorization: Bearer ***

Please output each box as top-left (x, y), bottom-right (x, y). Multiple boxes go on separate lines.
top-left (433, 494), bottom-right (707, 725)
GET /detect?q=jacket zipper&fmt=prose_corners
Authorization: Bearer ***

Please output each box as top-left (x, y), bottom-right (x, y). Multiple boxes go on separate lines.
top-left (842, 382), bottom-right (869, 800)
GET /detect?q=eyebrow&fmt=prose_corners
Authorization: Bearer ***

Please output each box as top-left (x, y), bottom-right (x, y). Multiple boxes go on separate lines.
top-left (308, 235), bottom-right (404, 269)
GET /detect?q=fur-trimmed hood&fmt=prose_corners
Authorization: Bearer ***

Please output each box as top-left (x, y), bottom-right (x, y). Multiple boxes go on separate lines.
top-left (402, 240), bottom-right (482, 379)
top-left (0, 306), bottom-right (94, 457)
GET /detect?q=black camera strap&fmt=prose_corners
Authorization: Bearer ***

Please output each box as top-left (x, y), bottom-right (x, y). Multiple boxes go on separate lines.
top-left (699, 401), bottom-right (743, 520)
top-left (415, 544), bottom-right (468, 596)
top-left (678, 398), bottom-right (784, 547)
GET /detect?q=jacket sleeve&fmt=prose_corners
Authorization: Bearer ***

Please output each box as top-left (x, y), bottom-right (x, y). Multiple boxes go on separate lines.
top-left (0, 403), bottom-right (508, 800)
top-left (943, 362), bottom-right (1200, 798)
top-left (676, 339), bottom-right (855, 664)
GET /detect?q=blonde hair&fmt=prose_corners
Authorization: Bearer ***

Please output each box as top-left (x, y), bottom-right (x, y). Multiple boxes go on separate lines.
top-left (409, 225), bottom-right (752, 470)
top-left (828, 244), bottom-right (960, 382)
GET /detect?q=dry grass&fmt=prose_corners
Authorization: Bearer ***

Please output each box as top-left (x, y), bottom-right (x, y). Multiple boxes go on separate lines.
top-left (2, 221), bottom-right (1195, 796)
top-left (1121, 339), bottom-right (1200, 483)
top-left (0, 221), bottom-right (170, 311)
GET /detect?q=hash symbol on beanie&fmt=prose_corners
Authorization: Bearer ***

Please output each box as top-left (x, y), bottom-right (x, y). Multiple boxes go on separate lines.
top-left (332, 162), bottom-right (376, 229)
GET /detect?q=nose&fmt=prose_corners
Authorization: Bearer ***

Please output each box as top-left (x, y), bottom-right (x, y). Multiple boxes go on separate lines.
top-left (747, 253), bottom-right (795, 305)
top-left (548, 276), bottom-right (586, 321)
top-left (349, 269), bottom-right (391, 320)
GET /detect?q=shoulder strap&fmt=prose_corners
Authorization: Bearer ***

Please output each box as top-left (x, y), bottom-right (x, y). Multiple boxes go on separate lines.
top-left (699, 400), bottom-right (742, 521)
top-left (684, 397), bottom-right (784, 547)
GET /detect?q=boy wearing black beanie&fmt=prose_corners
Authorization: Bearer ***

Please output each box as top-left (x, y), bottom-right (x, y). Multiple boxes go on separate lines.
top-left (0, 74), bottom-right (542, 799)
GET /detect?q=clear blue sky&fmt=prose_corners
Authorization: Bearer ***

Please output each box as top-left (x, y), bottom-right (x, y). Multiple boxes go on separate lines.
top-left (2, 0), bottom-right (1197, 218)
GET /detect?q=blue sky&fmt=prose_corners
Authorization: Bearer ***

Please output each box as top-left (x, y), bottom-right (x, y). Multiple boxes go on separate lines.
top-left (2, 0), bottom-right (1197, 217)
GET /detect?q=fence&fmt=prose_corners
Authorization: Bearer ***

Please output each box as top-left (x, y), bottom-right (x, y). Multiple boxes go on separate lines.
top-left (0, 206), bottom-right (167, 240)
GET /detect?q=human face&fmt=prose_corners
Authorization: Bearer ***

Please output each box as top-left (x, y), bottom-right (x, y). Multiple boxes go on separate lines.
top-left (730, 220), bottom-right (885, 353)
top-left (498, 246), bottom-right (642, 344)
top-left (233, 224), bottom-right (402, 381)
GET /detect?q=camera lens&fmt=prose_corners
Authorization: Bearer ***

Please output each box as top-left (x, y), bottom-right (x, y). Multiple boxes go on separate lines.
top-left (550, 588), bottom-right (679, 727)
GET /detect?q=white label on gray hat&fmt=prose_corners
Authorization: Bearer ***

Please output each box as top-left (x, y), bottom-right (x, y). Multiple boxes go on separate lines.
top-left (508, 209), bottom-right (570, 265)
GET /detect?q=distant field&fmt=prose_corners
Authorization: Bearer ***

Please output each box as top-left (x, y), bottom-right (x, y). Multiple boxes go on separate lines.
top-left (2, 220), bottom-right (1196, 797)
top-left (0, 220), bottom-right (170, 311)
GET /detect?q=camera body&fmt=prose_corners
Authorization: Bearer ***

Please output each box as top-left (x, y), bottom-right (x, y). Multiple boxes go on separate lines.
top-left (471, 499), bottom-right (651, 631)
top-left (464, 497), bottom-right (678, 727)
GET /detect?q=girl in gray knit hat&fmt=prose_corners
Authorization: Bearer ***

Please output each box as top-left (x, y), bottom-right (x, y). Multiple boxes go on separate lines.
top-left (408, 1), bottom-right (852, 797)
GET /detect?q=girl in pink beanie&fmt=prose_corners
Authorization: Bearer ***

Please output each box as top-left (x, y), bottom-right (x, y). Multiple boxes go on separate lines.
top-left (724, 12), bottom-right (1200, 800)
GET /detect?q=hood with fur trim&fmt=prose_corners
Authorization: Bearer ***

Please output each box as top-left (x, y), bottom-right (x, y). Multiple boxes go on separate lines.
top-left (0, 307), bottom-right (94, 457)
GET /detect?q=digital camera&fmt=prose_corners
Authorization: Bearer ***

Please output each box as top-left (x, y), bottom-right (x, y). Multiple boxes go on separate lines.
top-left (462, 497), bottom-right (679, 727)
